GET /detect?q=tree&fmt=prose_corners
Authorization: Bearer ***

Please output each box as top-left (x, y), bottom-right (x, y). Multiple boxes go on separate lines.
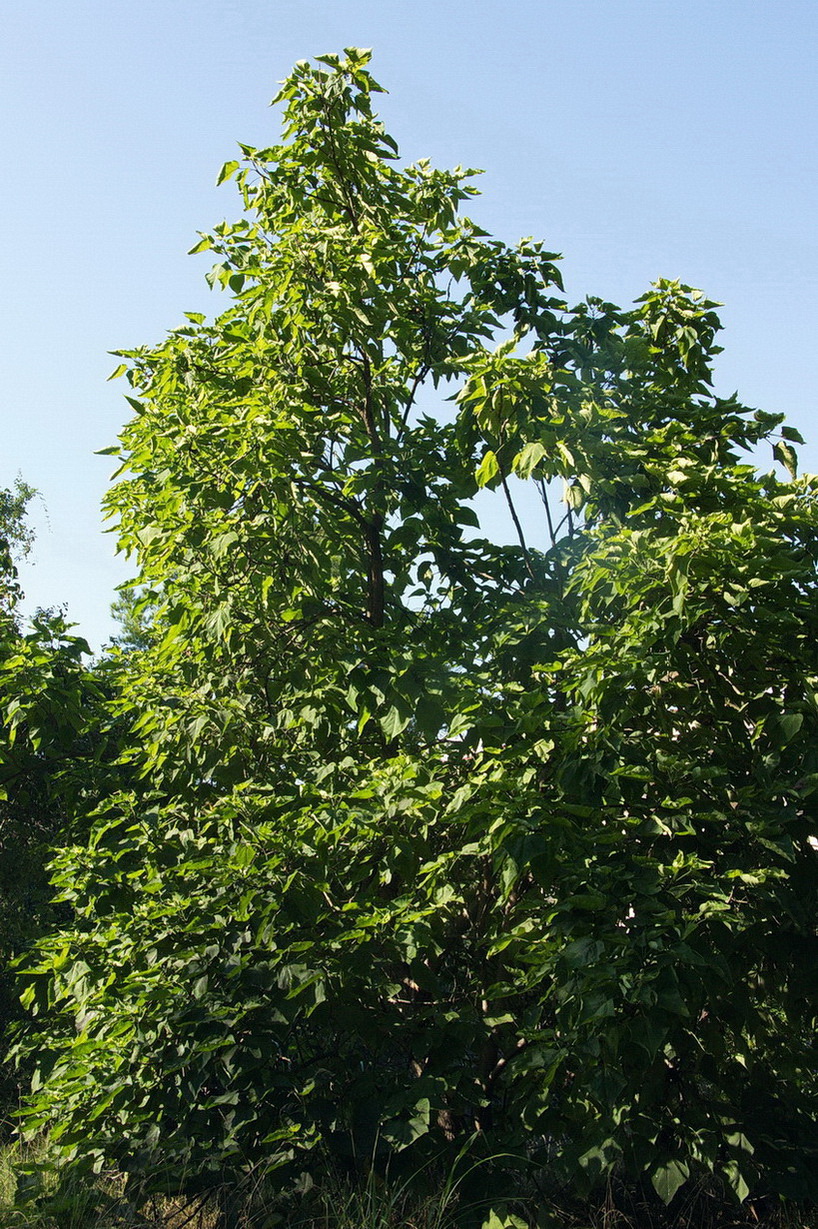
top-left (0, 484), bottom-right (124, 1123)
top-left (17, 50), bottom-right (818, 1210)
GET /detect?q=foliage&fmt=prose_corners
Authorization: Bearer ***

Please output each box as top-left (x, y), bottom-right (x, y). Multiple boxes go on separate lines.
top-left (4, 1153), bottom-right (818, 1229)
top-left (108, 589), bottom-right (156, 654)
top-left (14, 50), bottom-right (818, 1213)
top-left (0, 487), bottom-right (125, 1123)
top-left (0, 479), bottom-right (36, 618)
top-left (0, 479), bottom-right (37, 561)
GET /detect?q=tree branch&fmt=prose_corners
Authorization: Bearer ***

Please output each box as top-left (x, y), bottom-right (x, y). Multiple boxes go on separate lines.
top-left (500, 467), bottom-right (536, 582)
top-left (359, 350), bottom-right (386, 627)
top-left (537, 477), bottom-right (558, 549)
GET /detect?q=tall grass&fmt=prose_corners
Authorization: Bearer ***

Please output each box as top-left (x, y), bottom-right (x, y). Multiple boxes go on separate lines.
top-left (1, 1145), bottom-right (817, 1229)
top-left (0, 1139), bottom-right (118, 1229)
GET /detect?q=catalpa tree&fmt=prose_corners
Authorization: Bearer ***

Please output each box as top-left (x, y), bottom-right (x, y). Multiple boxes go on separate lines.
top-left (18, 50), bottom-right (818, 1208)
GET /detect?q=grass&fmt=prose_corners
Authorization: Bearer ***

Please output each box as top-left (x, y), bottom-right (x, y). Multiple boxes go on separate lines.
top-left (1, 1146), bottom-right (818, 1229)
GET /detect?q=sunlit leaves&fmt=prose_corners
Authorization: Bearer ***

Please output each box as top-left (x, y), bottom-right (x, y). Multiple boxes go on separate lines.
top-left (475, 449), bottom-right (499, 488)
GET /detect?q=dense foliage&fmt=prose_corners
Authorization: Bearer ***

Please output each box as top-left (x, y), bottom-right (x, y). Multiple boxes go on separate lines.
top-left (11, 50), bottom-right (818, 1213)
top-left (0, 484), bottom-right (120, 1120)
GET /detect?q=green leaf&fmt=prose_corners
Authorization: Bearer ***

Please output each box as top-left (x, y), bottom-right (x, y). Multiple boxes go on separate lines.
top-left (380, 1097), bottom-right (430, 1150)
top-left (773, 439), bottom-right (798, 478)
top-left (482, 1211), bottom-right (528, 1229)
top-left (216, 160), bottom-right (240, 186)
top-left (778, 711), bottom-right (803, 744)
top-left (475, 449), bottom-right (500, 488)
top-left (724, 1160), bottom-right (750, 1203)
top-left (212, 530), bottom-right (240, 558)
top-left (512, 440), bottom-right (546, 479)
top-left (651, 1159), bottom-right (689, 1204)
top-left (380, 705), bottom-right (410, 742)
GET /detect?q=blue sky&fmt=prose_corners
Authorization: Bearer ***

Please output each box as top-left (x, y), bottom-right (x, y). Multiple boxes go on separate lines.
top-left (2, 1), bottom-right (816, 649)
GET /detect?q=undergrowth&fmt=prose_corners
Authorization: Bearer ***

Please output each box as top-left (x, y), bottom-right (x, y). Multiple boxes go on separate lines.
top-left (1, 1146), bottom-right (817, 1229)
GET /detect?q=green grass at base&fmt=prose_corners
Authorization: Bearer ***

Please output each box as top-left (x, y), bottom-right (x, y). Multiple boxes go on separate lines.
top-left (2, 1147), bottom-right (818, 1229)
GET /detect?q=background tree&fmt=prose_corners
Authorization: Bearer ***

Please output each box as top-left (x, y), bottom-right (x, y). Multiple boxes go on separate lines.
top-left (15, 50), bottom-right (818, 1213)
top-left (0, 484), bottom-right (125, 1126)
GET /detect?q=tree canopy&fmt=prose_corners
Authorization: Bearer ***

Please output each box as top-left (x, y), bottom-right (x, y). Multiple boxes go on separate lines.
top-left (12, 49), bottom-right (818, 1213)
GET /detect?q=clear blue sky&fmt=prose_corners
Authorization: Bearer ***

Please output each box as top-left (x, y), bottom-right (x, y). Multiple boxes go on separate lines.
top-left (2, 1), bottom-right (816, 649)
